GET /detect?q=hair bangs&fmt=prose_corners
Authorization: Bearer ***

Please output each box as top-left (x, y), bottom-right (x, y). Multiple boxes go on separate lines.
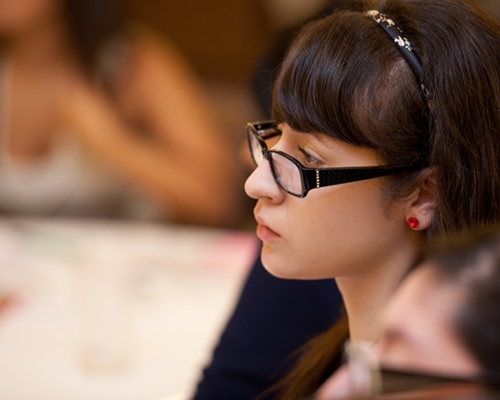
top-left (272, 10), bottom-right (428, 165)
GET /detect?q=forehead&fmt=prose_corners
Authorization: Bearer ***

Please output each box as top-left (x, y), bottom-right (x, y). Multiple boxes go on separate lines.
top-left (279, 123), bottom-right (333, 146)
top-left (280, 123), bottom-right (383, 165)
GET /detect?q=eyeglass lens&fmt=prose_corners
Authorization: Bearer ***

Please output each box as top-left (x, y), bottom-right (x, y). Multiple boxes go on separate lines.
top-left (248, 129), bottom-right (264, 165)
top-left (248, 126), bottom-right (304, 196)
top-left (270, 153), bottom-right (303, 196)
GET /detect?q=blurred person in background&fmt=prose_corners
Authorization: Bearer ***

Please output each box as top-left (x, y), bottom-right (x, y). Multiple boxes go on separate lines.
top-left (0, 0), bottom-right (248, 226)
top-left (317, 225), bottom-right (500, 399)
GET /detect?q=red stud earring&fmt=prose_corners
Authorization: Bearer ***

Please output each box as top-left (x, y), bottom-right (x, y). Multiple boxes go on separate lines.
top-left (407, 217), bottom-right (420, 229)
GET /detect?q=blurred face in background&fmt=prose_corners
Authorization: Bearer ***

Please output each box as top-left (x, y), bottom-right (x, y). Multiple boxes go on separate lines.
top-left (0, 0), bottom-right (62, 36)
top-left (317, 264), bottom-right (482, 400)
top-left (374, 265), bottom-right (480, 376)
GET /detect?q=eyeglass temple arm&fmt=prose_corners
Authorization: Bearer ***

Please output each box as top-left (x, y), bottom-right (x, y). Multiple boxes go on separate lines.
top-left (303, 165), bottom-right (418, 190)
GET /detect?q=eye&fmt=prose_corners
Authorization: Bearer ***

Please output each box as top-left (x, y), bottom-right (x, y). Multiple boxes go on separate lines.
top-left (298, 146), bottom-right (321, 166)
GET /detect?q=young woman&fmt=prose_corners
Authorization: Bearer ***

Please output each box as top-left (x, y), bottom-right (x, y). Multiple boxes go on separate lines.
top-left (243, 0), bottom-right (500, 398)
top-left (317, 225), bottom-right (500, 399)
top-left (0, 0), bottom-right (247, 225)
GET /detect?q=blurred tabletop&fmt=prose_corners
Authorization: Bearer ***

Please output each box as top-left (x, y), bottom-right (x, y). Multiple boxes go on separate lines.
top-left (0, 217), bottom-right (258, 400)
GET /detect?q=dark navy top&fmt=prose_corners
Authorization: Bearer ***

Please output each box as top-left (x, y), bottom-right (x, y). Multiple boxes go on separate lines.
top-left (191, 250), bottom-right (343, 400)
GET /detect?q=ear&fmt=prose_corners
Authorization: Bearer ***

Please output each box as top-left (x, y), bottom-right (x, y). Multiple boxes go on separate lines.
top-left (404, 168), bottom-right (438, 231)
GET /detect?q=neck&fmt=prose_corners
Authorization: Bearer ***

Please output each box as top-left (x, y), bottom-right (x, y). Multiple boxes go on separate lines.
top-left (336, 235), bottom-right (423, 342)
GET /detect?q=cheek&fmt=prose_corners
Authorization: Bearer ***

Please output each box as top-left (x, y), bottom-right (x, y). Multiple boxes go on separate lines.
top-left (286, 183), bottom-right (402, 278)
top-left (258, 200), bottom-right (332, 279)
top-left (260, 181), bottom-right (406, 280)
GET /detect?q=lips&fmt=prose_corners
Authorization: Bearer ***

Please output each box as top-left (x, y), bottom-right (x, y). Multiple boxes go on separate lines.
top-left (254, 214), bottom-right (281, 243)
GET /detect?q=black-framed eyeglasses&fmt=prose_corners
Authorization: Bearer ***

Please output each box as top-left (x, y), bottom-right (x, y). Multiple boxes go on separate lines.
top-left (246, 121), bottom-right (423, 198)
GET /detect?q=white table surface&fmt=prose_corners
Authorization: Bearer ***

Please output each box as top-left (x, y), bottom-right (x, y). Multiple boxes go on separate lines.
top-left (0, 217), bottom-right (258, 400)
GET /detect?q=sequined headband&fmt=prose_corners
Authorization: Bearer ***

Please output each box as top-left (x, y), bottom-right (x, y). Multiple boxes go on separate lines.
top-left (366, 10), bottom-right (430, 100)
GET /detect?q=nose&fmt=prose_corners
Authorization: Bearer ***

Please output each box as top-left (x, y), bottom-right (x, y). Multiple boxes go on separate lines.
top-left (244, 159), bottom-right (284, 202)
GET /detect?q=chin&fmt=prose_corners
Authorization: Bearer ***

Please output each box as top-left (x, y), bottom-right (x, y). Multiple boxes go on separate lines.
top-left (261, 247), bottom-right (320, 280)
top-left (261, 246), bottom-right (295, 279)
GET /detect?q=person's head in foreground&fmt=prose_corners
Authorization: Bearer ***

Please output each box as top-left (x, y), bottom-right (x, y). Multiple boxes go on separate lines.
top-left (244, 0), bottom-right (500, 398)
top-left (317, 226), bottom-right (500, 399)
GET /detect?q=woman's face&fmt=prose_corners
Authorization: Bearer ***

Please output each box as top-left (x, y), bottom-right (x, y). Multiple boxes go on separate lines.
top-left (373, 265), bottom-right (480, 375)
top-left (0, 0), bottom-right (62, 36)
top-left (244, 123), bottom-right (413, 280)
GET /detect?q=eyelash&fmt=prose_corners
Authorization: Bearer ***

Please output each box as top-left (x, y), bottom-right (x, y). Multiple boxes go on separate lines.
top-left (298, 146), bottom-right (321, 166)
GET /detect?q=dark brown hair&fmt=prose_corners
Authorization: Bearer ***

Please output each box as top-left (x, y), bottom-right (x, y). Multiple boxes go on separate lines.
top-left (273, 0), bottom-right (500, 238)
top-left (270, 0), bottom-right (500, 398)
